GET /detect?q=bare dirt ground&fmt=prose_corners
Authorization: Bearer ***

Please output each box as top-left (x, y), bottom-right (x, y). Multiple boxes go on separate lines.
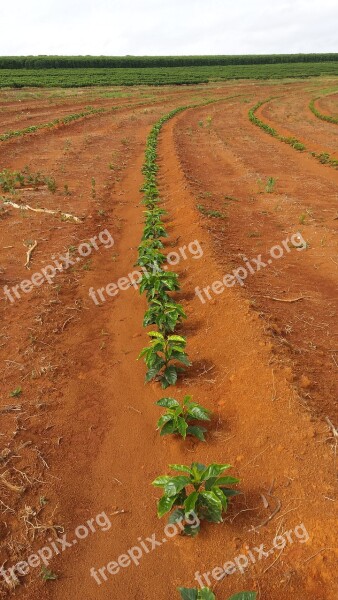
top-left (0, 79), bottom-right (337, 600)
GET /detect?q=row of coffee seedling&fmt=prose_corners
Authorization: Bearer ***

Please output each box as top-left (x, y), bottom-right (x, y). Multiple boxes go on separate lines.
top-left (136, 106), bottom-right (255, 597)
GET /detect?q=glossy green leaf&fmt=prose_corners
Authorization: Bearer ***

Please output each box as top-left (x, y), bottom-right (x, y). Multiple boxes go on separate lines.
top-left (157, 494), bottom-right (177, 518)
top-left (178, 587), bottom-right (198, 600)
top-left (201, 464), bottom-right (231, 481)
top-left (156, 397), bottom-right (180, 408)
top-left (164, 476), bottom-right (190, 497)
top-left (184, 491), bottom-right (199, 513)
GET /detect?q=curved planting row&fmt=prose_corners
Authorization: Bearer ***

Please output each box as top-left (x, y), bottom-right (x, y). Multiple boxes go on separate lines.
top-left (0, 97), bottom-right (165, 143)
top-left (309, 94), bottom-right (338, 125)
top-left (249, 98), bottom-right (338, 168)
top-left (136, 104), bottom-right (256, 600)
top-left (0, 106), bottom-right (106, 142)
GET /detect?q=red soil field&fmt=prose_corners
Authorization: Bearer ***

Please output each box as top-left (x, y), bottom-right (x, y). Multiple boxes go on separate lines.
top-left (0, 79), bottom-right (337, 600)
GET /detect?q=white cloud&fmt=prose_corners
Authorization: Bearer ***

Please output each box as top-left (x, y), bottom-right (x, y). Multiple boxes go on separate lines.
top-left (0, 0), bottom-right (337, 55)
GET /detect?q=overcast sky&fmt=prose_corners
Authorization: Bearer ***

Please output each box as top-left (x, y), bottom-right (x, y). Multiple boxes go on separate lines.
top-left (1, 0), bottom-right (337, 56)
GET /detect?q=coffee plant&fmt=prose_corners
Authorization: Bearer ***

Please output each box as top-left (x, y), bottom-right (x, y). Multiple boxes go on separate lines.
top-left (152, 462), bottom-right (240, 535)
top-left (156, 395), bottom-right (210, 440)
top-left (138, 332), bottom-right (190, 388)
top-left (143, 298), bottom-right (186, 333)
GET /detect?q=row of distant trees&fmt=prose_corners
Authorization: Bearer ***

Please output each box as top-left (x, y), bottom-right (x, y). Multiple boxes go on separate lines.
top-left (0, 54), bottom-right (338, 69)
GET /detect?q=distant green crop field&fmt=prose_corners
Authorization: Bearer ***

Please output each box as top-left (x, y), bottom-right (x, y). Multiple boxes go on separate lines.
top-left (1, 53), bottom-right (338, 69)
top-left (0, 62), bottom-right (337, 88)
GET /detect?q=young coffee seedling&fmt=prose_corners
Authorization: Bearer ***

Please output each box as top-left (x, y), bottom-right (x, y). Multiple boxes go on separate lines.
top-left (143, 299), bottom-right (186, 333)
top-left (137, 247), bottom-right (166, 269)
top-left (153, 462), bottom-right (240, 535)
top-left (156, 396), bottom-right (210, 440)
top-left (139, 270), bottom-right (180, 303)
top-left (178, 588), bottom-right (256, 600)
top-left (142, 221), bottom-right (168, 240)
top-left (138, 332), bottom-right (190, 388)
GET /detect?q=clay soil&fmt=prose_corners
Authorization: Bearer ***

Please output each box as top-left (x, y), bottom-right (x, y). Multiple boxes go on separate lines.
top-left (0, 79), bottom-right (337, 600)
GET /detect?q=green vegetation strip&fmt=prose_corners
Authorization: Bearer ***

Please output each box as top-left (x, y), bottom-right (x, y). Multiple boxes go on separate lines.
top-left (1, 53), bottom-right (338, 69)
top-left (309, 94), bottom-right (338, 125)
top-left (137, 95), bottom-right (238, 388)
top-left (0, 106), bottom-right (105, 142)
top-left (249, 98), bottom-right (338, 168)
top-left (1, 61), bottom-right (338, 88)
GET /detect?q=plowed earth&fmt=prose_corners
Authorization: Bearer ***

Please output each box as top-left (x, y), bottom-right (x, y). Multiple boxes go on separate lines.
top-left (0, 80), bottom-right (337, 600)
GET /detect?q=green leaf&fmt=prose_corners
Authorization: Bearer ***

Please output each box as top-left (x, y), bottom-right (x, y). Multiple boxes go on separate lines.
top-left (163, 365), bottom-right (178, 386)
top-left (191, 463), bottom-right (206, 481)
top-left (159, 421), bottom-right (177, 436)
top-left (212, 486), bottom-right (228, 510)
top-left (157, 413), bottom-right (174, 427)
top-left (215, 476), bottom-right (240, 486)
top-left (187, 404), bottom-right (211, 421)
top-left (176, 416), bottom-right (188, 439)
top-left (184, 491), bottom-right (199, 513)
top-left (157, 495), bottom-right (177, 518)
top-left (152, 475), bottom-right (171, 487)
top-left (228, 594), bottom-right (257, 600)
top-left (168, 335), bottom-right (186, 343)
top-left (145, 366), bottom-right (161, 382)
top-left (183, 395), bottom-right (192, 405)
top-left (187, 425), bottom-right (207, 441)
top-left (183, 523), bottom-right (200, 537)
top-left (164, 476), bottom-right (191, 497)
top-left (148, 331), bottom-right (164, 339)
top-left (219, 487), bottom-right (242, 498)
top-left (168, 508), bottom-right (185, 524)
top-left (199, 491), bottom-right (223, 523)
top-left (156, 397), bottom-right (180, 408)
top-left (177, 587), bottom-right (198, 600)
top-left (199, 589), bottom-right (216, 600)
top-left (201, 464), bottom-right (231, 481)
top-left (169, 465), bottom-right (193, 474)
top-left (10, 387), bottom-right (22, 398)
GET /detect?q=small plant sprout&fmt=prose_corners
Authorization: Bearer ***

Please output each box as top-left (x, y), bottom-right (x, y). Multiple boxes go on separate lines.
top-left (10, 387), bottom-right (22, 398)
top-left (152, 462), bottom-right (240, 535)
top-left (46, 177), bottom-right (57, 193)
top-left (265, 177), bottom-right (276, 193)
top-left (178, 588), bottom-right (257, 600)
top-left (40, 566), bottom-right (58, 581)
top-left (156, 396), bottom-right (211, 440)
top-left (138, 332), bottom-right (190, 388)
